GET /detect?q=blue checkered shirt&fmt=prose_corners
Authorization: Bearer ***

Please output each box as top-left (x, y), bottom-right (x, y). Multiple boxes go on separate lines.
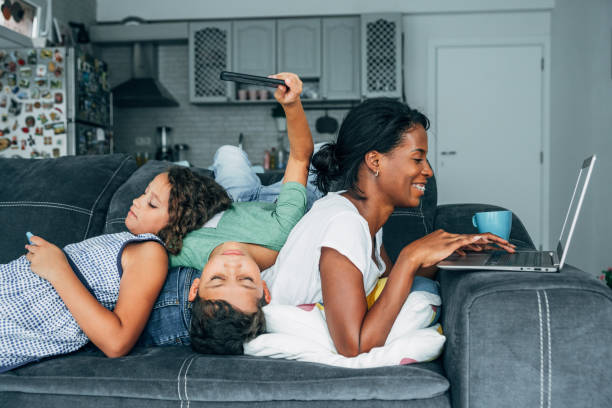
top-left (0, 232), bottom-right (162, 371)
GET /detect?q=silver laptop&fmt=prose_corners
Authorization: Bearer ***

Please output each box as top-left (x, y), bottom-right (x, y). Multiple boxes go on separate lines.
top-left (438, 155), bottom-right (596, 272)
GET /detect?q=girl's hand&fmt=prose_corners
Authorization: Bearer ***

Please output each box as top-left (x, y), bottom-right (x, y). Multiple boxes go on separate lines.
top-left (25, 235), bottom-right (70, 282)
top-left (399, 229), bottom-right (516, 268)
top-left (270, 72), bottom-right (303, 107)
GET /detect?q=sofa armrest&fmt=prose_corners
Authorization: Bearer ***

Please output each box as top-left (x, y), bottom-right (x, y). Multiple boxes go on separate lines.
top-left (438, 265), bottom-right (612, 408)
top-left (434, 203), bottom-right (535, 249)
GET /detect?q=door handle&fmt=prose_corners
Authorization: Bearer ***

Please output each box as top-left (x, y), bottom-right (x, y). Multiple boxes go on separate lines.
top-left (440, 151), bottom-right (457, 156)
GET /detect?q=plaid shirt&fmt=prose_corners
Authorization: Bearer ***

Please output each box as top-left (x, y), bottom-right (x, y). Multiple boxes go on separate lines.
top-left (0, 232), bottom-right (162, 371)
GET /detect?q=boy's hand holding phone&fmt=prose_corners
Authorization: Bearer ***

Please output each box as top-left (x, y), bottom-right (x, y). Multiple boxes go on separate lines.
top-left (270, 73), bottom-right (302, 107)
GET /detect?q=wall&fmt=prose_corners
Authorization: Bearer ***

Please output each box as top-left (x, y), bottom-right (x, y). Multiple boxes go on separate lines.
top-left (53, 0), bottom-right (96, 28)
top-left (550, 0), bottom-right (612, 275)
top-left (100, 43), bottom-right (342, 167)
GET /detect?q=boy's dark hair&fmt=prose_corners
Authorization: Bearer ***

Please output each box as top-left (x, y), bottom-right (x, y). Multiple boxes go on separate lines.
top-left (189, 296), bottom-right (267, 355)
top-left (158, 166), bottom-right (232, 255)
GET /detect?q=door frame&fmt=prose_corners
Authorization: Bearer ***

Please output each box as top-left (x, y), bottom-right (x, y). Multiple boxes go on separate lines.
top-left (426, 36), bottom-right (551, 249)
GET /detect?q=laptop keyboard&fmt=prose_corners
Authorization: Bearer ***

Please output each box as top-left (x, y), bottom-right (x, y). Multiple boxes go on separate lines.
top-left (485, 251), bottom-right (552, 267)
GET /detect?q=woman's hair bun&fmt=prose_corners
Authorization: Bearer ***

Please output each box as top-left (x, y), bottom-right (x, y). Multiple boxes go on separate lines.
top-left (311, 143), bottom-right (340, 194)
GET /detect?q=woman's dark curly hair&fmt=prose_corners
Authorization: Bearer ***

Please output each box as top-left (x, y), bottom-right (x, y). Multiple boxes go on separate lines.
top-left (157, 166), bottom-right (232, 255)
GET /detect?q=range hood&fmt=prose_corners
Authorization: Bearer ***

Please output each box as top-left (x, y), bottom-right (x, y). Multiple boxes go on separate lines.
top-left (112, 42), bottom-right (179, 107)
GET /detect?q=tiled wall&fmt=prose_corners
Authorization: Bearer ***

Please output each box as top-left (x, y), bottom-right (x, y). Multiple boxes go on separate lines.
top-left (99, 43), bottom-right (347, 168)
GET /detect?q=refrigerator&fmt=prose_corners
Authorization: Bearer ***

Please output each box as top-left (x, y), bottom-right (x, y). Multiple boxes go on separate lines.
top-left (0, 46), bottom-right (112, 158)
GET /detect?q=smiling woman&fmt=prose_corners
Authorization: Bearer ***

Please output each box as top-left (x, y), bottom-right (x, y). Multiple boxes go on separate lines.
top-left (262, 97), bottom-right (515, 357)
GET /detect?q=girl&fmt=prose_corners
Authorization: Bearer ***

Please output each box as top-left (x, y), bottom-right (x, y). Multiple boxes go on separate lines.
top-left (0, 165), bottom-right (230, 371)
top-left (262, 98), bottom-right (516, 357)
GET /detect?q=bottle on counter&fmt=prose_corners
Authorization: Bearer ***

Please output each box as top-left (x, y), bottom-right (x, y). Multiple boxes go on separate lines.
top-left (263, 150), bottom-right (270, 170)
top-left (270, 147), bottom-right (277, 169)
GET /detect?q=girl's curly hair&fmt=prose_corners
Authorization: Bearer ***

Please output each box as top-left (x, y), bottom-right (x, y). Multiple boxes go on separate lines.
top-left (157, 166), bottom-right (232, 255)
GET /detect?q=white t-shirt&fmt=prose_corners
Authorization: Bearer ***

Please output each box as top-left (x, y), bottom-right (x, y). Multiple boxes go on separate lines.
top-left (262, 192), bottom-right (386, 305)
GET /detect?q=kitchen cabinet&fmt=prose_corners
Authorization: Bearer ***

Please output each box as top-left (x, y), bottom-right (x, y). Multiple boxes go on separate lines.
top-left (233, 20), bottom-right (276, 77)
top-left (277, 18), bottom-right (321, 78)
top-left (361, 14), bottom-right (402, 98)
top-left (321, 17), bottom-right (361, 100)
top-left (189, 21), bottom-right (232, 102)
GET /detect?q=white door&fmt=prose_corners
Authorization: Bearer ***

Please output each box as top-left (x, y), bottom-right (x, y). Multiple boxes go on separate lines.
top-left (433, 44), bottom-right (544, 246)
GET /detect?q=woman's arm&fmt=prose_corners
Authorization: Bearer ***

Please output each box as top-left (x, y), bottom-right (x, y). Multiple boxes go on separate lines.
top-left (271, 73), bottom-right (314, 187)
top-left (26, 236), bottom-right (167, 358)
top-left (321, 230), bottom-right (514, 356)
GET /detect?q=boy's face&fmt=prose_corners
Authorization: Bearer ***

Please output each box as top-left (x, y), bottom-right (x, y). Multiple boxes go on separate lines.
top-left (188, 242), bottom-right (270, 313)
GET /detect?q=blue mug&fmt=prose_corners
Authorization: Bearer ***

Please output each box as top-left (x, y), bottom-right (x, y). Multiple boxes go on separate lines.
top-left (472, 210), bottom-right (512, 240)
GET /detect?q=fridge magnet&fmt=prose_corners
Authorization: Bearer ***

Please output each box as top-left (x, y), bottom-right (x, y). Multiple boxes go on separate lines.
top-left (43, 122), bottom-right (52, 130)
top-left (11, 120), bottom-right (17, 130)
top-left (7, 73), bottom-right (15, 86)
top-left (35, 77), bottom-right (47, 87)
top-left (0, 1), bottom-right (9, 20)
top-left (16, 90), bottom-right (28, 100)
top-left (1, 113), bottom-right (7, 121)
top-left (24, 115), bottom-right (34, 127)
top-left (17, 58), bottom-right (25, 66)
top-left (11, 135), bottom-right (17, 147)
top-left (19, 66), bottom-right (31, 77)
top-left (40, 49), bottom-right (52, 59)
top-left (18, 78), bottom-right (29, 88)
top-left (44, 136), bottom-right (51, 145)
top-left (53, 122), bottom-right (65, 135)
top-left (0, 51), bottom-right (6, 61)
top-left (30, 87), bottom-right (39, 99)
top-left (47, 61), bottom-right (55, 73)
top-left (27, 135), bottom-right (34, 146)
top-left (0, 137), bottom-right (8, 152)
top-left (54, 49), bottom-right (63, 63)
top-left (20, 127), bottom-right (28, 133)
top-left (11, 86), bottom-right (18, 94)
top-left (33, 101), bottom-right (40, 109)
top-left (38, 113), bottom-right (48, 124)
top-left (36, 64), bottom-right (46, 77)
top-left (41, 90), bottom-right (51, 99)
top-left (52, 148), bottom-right (60, 157)
top-left (0, 96), bottom-right (6, 108)
top-left (0, 68), bottom-right (5, 78)
top-left (54, 106), bottom-right (62, 114)
top-left (20, 139), bottom-right (25, 149)
top-left (27, 50), bottom-right (36, 65)
top-left (29, 150), bottom-right (40, 158)
top-left (42, 102), bottom-right (53, 109)
top-left (7, 60), bottom-right (16, 72)
top-left (54, 66), bottom-right (62, 77)
top-left (24, 103), bottom-right (32, 112)
top-left (54, 92), bottom-right (62, 104)
top-left (34, 127), bottom-right (42, 135)
top-left (50, 79), bottom-right (61, 89)
top-left (49, 111), bottom-right (59, 121)
top-left (8, 99), bottom-right (21, 116)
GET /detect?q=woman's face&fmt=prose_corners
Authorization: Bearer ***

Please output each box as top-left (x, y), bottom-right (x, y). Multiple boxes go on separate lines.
top-left (378, 124), bottom-right (433, 208)
top-left (124, 173), bottom-right (171, 235)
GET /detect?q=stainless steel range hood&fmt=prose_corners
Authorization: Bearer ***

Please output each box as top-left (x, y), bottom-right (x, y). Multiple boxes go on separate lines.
top-left (112, 42), bottom-right (179, 108)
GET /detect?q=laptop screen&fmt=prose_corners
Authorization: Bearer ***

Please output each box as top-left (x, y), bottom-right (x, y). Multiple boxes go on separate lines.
top-left (556, 155), bottom-right (596, 268)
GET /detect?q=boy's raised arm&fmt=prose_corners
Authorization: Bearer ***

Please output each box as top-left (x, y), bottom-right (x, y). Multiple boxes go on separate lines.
top-left (270, 73), bottom-right (314, 187)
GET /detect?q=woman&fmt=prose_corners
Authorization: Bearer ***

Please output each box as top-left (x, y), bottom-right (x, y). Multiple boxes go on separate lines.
top-left (262, 98), bottom-right (515, 357)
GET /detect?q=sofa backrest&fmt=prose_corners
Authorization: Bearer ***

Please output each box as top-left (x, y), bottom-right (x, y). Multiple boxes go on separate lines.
top-left (0, 154), bottom-right (137, 263)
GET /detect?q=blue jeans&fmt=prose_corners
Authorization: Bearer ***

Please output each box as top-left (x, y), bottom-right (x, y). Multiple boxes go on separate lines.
top-left (210, 145), bottom-right (323, 211)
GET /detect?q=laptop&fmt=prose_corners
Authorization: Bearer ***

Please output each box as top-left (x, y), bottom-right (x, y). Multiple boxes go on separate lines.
top-left (437, 155), bottom-right (596, 272)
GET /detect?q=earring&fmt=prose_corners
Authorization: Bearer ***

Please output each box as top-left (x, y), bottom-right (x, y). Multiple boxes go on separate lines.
top-left (374, 170), bottom-right (379, 177)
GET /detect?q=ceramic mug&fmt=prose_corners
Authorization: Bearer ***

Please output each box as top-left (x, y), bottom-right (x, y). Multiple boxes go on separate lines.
top-left (472, 210), bottom-right (512, 240)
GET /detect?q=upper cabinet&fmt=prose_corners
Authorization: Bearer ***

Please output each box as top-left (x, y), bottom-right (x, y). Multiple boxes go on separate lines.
top-left (277, 18), bottom-right (321, 78)
top-left (233, 20), bottom-right (276, 77)
top-left (321, 17), bottom-right (361, 100)
top-left (361, 14), bottom-right (402, 99)
top-left (189, 22), bottom-right (232, 103)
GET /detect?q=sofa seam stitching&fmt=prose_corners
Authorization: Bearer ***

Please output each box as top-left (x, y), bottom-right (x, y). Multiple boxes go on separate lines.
top-left (0, 202), bottom-right (91, 215)
top-left (85, 156), bottom-right (131, 239)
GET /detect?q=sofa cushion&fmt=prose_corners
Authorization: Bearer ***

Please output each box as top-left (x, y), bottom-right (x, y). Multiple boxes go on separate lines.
top-left (383, 167), bottom-right (437, 263)
top-left (0, 154), bottom-right (136, 263)
top-left (104, 160), bottom-right (214, 234)
top-left (0, 347), bottom-right (450, 407)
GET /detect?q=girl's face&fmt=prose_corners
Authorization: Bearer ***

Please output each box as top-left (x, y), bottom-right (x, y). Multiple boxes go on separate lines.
top-left (378, 124), bottom-right (433, 208)
top-left (125, 173), bottom-right (172, 235)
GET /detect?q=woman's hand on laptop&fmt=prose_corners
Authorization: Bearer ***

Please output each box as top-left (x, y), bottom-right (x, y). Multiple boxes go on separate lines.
top-left (400, 230), bottom-right (516, 268)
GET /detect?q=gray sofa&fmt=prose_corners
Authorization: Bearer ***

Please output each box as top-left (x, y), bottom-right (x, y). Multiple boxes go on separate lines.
top-left (1, 153), bottom-right (611, 407)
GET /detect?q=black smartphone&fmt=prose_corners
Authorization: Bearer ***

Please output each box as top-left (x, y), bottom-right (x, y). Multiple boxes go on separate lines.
top-left (220, 71), bottom-right (288, 89)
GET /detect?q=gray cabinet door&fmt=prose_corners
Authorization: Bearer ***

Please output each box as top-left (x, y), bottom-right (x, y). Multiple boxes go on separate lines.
top-left (233, 19), bottom-right (276, 77)
top-left (321, 17), bottom-right (360, 100)
top-left (361, 14), bottom-right (402, 98)
top-left (189, 21), bottom-right (232, 103)
top-left (277, 18), bottom-right (321, 78)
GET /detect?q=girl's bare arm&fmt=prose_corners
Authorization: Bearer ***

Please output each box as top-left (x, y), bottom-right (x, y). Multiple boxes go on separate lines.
top-left (27, 236), bottom-right (167, 357)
